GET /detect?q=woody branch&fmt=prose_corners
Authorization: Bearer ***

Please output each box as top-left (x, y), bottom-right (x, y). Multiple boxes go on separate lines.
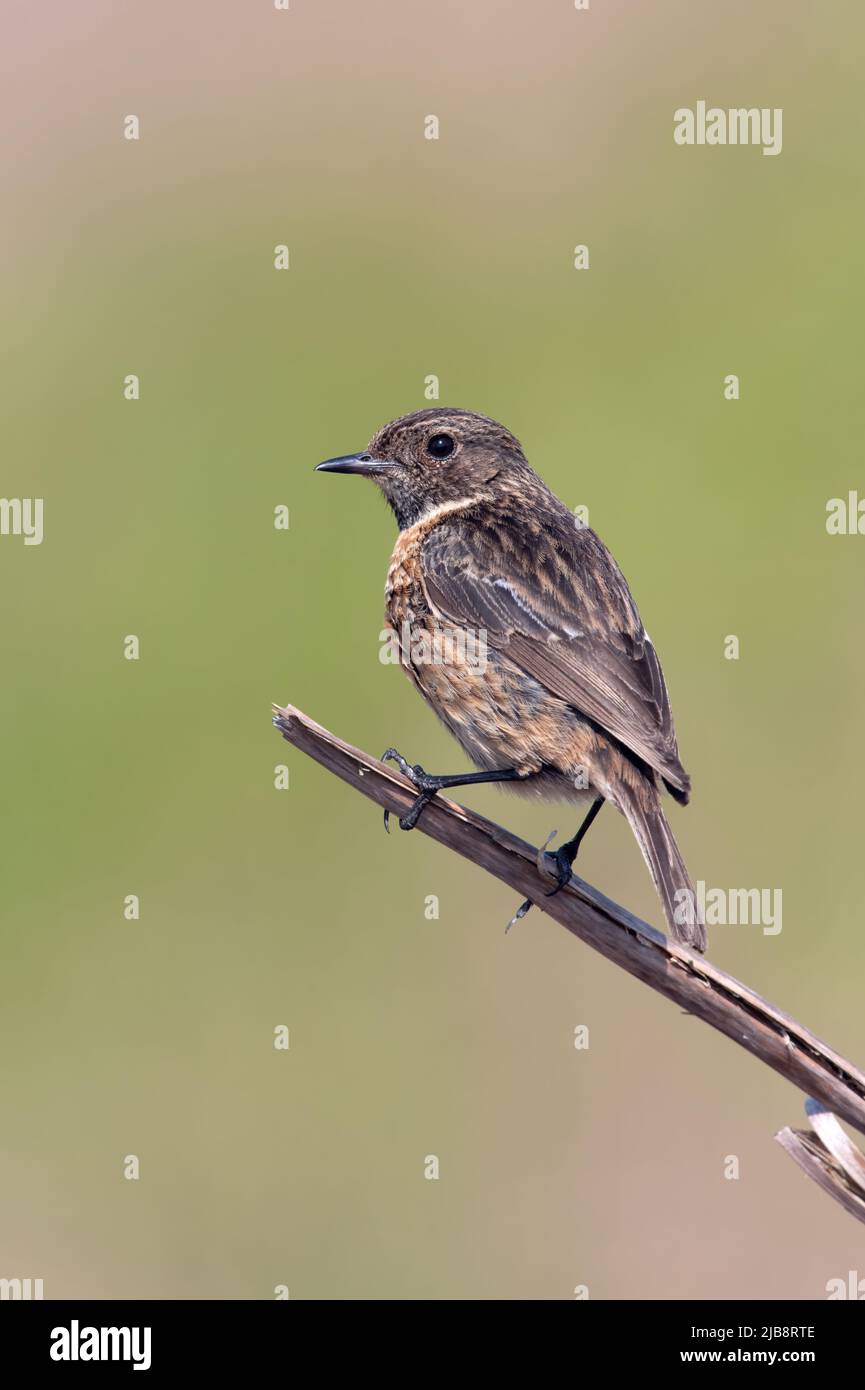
top-left (272, 702), bottom-right (865, 1226)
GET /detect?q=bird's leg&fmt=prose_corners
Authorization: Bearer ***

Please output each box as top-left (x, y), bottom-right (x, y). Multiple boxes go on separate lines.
top-left (380, 748), bottom-right (529, 832)
top-left (507, 797), bottom-right (605, 931)
top-left (544, 796), bottom-right (605, 896)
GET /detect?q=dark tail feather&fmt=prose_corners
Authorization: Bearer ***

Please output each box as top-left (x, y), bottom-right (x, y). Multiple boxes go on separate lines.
top-left (620, 793), bottom-right (706, 951)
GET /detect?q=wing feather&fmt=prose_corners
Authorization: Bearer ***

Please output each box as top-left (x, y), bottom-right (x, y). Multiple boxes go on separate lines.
top-left (421, 510), bottom-right (689, 798)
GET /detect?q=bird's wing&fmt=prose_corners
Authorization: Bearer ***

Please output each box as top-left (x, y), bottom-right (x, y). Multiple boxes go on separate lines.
top-left (421, 512), bottom-right (689, 797)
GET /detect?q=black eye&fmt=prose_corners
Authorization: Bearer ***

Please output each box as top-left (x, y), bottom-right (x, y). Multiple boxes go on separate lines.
top-left (427, 433), bottom-right (455, 459)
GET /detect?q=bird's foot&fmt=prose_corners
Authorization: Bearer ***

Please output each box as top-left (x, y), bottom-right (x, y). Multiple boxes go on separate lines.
top-left (505, 830), bottom-right (561, 931)
top-left (543, 846), bottom-right (577, 898)
top-left (380, 748), bottom-right (440, 832)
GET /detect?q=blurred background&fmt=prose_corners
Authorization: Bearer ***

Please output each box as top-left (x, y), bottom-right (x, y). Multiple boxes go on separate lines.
top-left (1, 0), bottom-right (863, 1300)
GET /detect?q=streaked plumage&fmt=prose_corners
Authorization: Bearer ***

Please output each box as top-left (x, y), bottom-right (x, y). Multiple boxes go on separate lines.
top-left (317, 407), bottom-right (705, 950)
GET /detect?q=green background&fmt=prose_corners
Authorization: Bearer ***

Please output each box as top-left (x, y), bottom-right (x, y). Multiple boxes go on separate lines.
top-left (2, 0), bottom-right (864, 1298)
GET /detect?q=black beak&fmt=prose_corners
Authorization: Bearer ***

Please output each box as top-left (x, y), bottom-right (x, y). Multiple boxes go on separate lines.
top-left (315, 452), bottom-right (396, 476)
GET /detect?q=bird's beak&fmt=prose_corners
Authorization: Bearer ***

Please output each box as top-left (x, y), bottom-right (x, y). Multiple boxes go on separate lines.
top-left (315, 453), bottom-right (397, 476)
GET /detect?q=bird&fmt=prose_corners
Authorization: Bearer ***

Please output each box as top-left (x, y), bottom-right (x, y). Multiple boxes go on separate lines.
top-left (316, 407), bottom-right (705, 951)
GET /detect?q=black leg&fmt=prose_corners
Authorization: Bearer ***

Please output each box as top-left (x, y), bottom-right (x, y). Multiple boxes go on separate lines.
top-left (545, 796), bottom-right (605, 897)
top-left (380, 747), bottom-right (530, 831)
top-left (508, 797), bottom-right (605, 930)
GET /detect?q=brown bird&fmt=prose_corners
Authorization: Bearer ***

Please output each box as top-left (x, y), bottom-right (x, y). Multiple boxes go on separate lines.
top-left (316, 407), bottom-right (705, 951)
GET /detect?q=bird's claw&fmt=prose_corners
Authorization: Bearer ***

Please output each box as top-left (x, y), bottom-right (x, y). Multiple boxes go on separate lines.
top-left (381, 749), bottom-right (438, 793)
top-left (528, 828), bottom-right (574, 897)
top-left (543, 847), bottom-right (575, 897)
top-left (397, 792), bottom-right (435, 831)
top-left (381, 747), bottom-right (411, 779)
top-left (535, 829), bottom-right (558, 876)
top-left (505, 897), bottom-right (534, 932)
top-left (506, 830), bottom-right (561, 932)
top-left (381, 748), bottom-right (437, 832)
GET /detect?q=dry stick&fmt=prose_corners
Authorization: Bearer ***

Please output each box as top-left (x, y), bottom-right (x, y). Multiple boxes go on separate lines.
top-left (777, 1102), bottom-right (865, 1228)
top-left (273, 703), bottom-right (865, 1222)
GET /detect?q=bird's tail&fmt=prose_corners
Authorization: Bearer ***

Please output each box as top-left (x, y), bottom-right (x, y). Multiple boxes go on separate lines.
top-left (619, 790), bottom-right (706, 952)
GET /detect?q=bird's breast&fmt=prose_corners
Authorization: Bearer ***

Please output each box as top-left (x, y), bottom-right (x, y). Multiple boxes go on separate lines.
top-left (383, 531), bottom-right (553, 776)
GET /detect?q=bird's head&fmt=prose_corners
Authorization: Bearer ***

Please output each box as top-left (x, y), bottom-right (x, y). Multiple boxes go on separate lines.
top-left (315, 407), bottom-right (533, 529)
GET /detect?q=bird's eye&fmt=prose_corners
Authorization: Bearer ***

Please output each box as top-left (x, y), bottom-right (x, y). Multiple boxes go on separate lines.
top-left (427, 433), bottom-right (455, 459)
